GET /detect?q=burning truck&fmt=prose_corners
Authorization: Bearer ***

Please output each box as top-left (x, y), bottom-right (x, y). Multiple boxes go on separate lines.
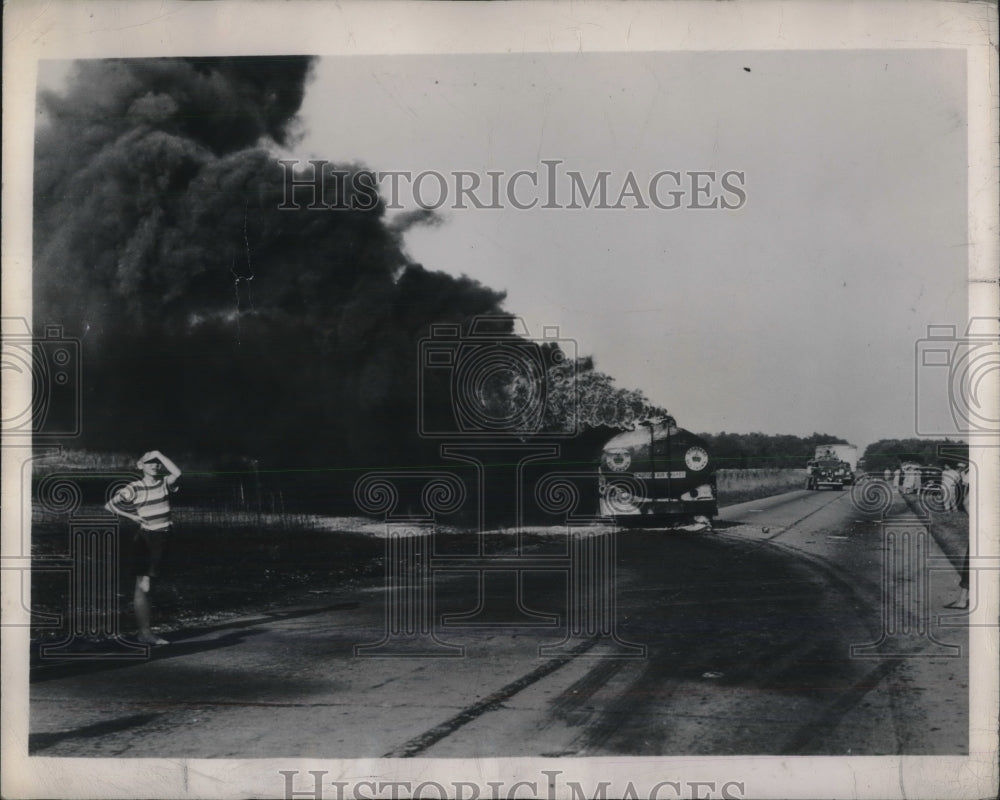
top-left (597, 416), bottom-right (717, 527)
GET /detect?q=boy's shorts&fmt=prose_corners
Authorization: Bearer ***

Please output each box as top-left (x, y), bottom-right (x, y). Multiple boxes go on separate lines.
top-left (132, 528), bottom-right (169, 578)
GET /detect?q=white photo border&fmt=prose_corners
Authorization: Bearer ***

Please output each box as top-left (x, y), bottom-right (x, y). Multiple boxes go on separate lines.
top-left (3, 1), bottom-right (998, 798)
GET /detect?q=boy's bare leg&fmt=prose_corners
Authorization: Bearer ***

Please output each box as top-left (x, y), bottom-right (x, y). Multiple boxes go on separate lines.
top-left (134, 576), bottom-right (168, 645)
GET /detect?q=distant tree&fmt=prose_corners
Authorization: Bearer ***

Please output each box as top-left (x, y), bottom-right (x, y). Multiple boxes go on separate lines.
top-left (861, 439), bottom-right (968, 473)
top-left (538, 356), bottom-right (669, 434)
top-left (696, 432), bottom-right (849, 469)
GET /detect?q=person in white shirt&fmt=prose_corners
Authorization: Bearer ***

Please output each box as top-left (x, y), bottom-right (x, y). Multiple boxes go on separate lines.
top-left (945, 463), bottom-right (971, 610)
top-left (106, 450), bottom-right (182, 645)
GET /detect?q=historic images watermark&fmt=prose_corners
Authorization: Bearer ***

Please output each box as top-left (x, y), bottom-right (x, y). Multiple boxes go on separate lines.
top-left (914, 318), bottom-right (999, 439)
top-left (846, 463), bottom-right (977, 657)
top-left (848, 516), bottom-right (963, 659)
top-left (846, 317), bottom-right (999, 653)
top-left (417, 317), bottom-right (577, 439)
top-left (1, 317), bottom-right (149, 657)
top-left (13, 462), bottom-right (151, 660)
top-left (278, 159), bottom-right (747, 212)
top-left (279, 769), bottom-right (747, 800)
top-left (913, 319), bottom-right (997, 630)
top-left (1, 317), bottom-right (81, 443)
top-left (353, 316), bottom-right (643, 658)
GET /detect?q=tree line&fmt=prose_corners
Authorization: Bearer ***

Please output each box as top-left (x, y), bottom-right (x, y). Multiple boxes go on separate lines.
top-left (693, 432), bottom-right (849, 469)
top-left (859, 439), bottom-right (969, 473)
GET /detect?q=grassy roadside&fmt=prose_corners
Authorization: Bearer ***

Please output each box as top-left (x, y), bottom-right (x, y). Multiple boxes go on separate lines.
top-left (899, 492), bottom-right (969, 573)
top-left (29, 513), bottom-right (571, 647)
top-left (717, 468), bottom-right (806, 507)
top-left (29, 467), bottom-right (812, 648)
top-left (30, 511), bottom-right (389, 644)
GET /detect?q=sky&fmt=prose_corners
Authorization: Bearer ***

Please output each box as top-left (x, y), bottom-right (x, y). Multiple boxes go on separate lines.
top-left (35, 49), bottom-right (969, 452)
top-left (279, 49), bottom-right (968, 451)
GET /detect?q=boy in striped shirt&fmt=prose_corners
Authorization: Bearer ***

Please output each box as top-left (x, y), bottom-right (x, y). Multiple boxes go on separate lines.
top-left (106, 450), bottom-right (182, 645)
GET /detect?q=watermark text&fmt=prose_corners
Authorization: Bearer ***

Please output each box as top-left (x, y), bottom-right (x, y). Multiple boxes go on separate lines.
top-left (278, 160), bottom-right (747, 212)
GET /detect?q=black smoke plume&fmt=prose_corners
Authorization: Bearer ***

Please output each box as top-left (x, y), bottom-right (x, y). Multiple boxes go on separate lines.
top-left (34, 56), bottom-right (507, 494)
top-left (34, 57), bottom-right (664, 515)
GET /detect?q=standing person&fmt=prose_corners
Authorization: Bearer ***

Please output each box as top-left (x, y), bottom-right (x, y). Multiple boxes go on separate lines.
top-left (902, 463), bottom-right (919, 495)
top-left (945, 464), bottom-right (972, 610)
top-left (955, 462), bottom-right (968, 512)
top-left (106, 450), bottom-right (182, 645)
top-left (945, 550), bottom-right (970, 610)
top-left (940, 462), bottom-right (960, 512)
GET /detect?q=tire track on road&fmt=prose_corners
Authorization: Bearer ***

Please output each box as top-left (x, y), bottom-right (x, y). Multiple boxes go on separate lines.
top-left (531, 500), bottom-right (855, 756)
top-left (749, 537), bottom-right (905, 754)
top-left (382, 639), bottom-right (596, 757)
top-left (719, 493), bottom-right (914, 754)
top-left (781, 660), bottom-right (901, 753)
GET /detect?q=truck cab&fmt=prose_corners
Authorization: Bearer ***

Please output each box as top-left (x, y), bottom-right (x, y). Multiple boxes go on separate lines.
top-left (806, 458), bottom-right (853, 490)
top-left (598, 417), bottom-right (717, 525)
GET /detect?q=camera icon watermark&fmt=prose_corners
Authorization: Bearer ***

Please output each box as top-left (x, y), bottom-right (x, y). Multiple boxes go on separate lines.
top-left (851, 520), bottom-right (962, 659)
top-left (418, 315), bottom-right (577, 438)
top-left (11, 466), bottom-right (151, 660)
top-left (352, 463), bottom-right (644, 659)
top-left (1, 317), bottom-right (81, 441)
top-left (915, 318), bottom-right (999, 438)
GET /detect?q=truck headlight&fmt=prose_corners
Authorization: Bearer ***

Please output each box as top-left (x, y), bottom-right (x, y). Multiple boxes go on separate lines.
top-left (685, 447), bottom-right (709, 471)
top-left (603, 449), bottom-right (631, 472)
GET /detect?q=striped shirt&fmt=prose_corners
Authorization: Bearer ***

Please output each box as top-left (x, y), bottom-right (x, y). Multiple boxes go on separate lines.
top-left (115, 478), bottom-right (178, 531)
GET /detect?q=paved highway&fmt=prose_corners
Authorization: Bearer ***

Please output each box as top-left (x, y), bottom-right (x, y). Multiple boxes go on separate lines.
top-left (30, 488), bottom-right (967, 758)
